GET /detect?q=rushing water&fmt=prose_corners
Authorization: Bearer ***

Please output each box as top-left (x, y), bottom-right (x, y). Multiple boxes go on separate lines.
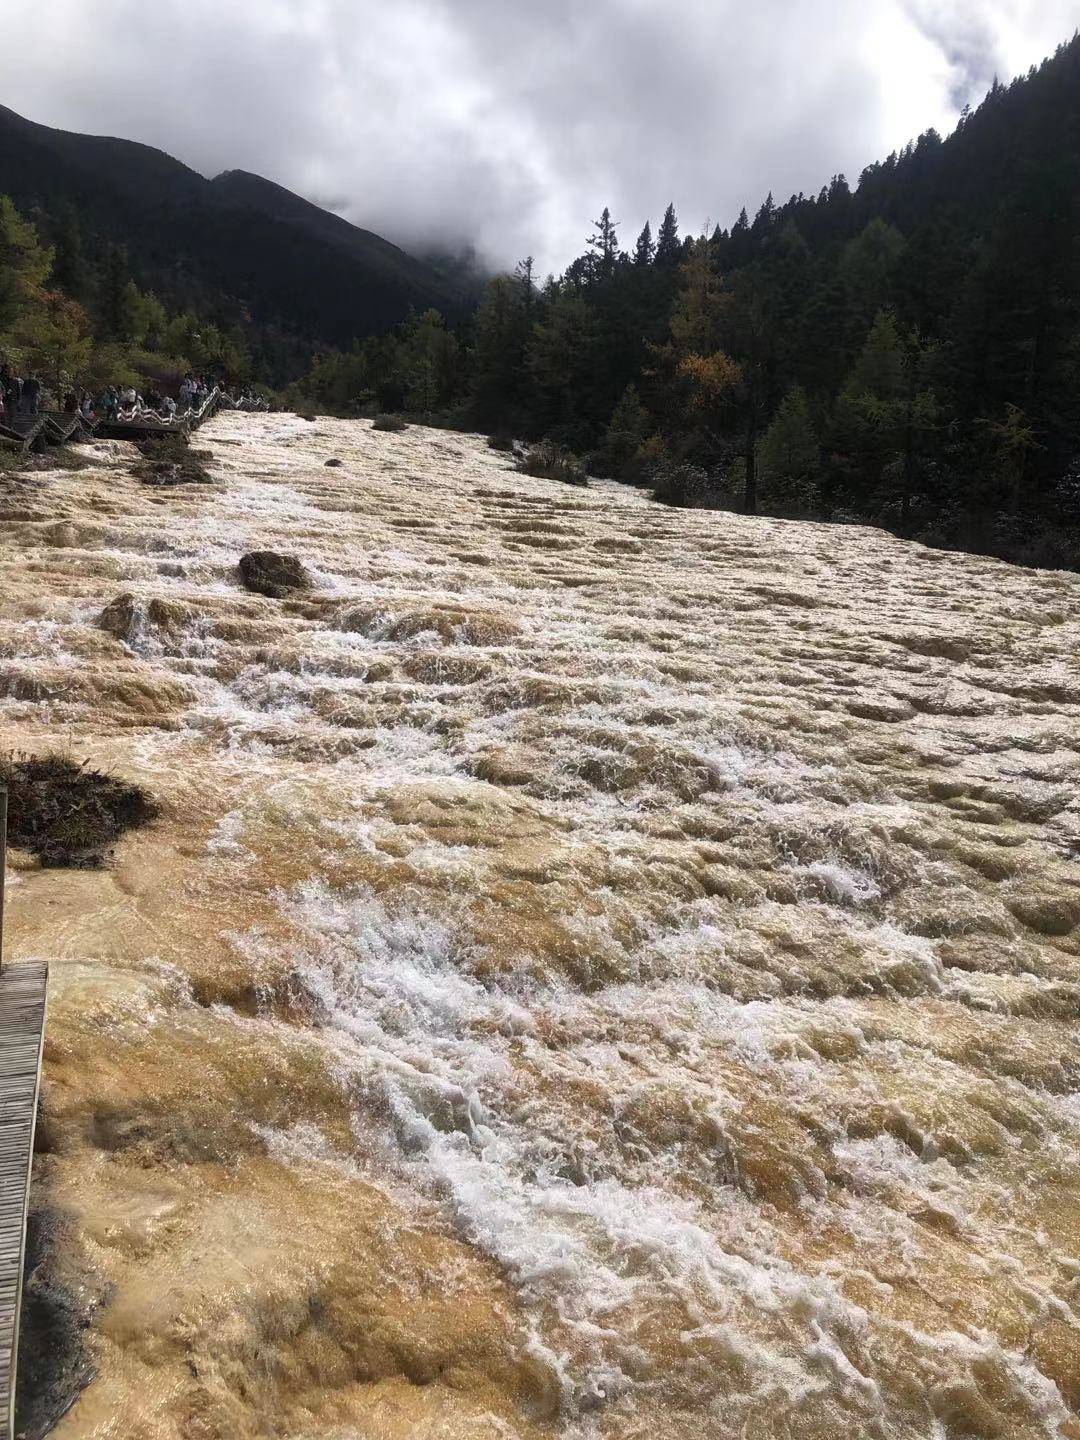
top-left (1, 414), bottom-right (1078, 1439)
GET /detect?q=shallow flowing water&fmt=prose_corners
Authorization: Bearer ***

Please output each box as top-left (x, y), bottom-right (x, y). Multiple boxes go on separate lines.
top-left (1, 413), bottom-right (1078, 1439)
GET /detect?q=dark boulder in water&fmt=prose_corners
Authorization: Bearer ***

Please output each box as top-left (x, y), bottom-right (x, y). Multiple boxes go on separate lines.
top-left (325, 458), bottom-right (343, 467)
top-left (238, 550), bottom-right (312, 598)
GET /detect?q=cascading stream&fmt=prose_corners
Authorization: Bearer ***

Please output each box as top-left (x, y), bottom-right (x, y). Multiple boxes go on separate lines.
top-left (1, 413), bottom-right (1077, 1439)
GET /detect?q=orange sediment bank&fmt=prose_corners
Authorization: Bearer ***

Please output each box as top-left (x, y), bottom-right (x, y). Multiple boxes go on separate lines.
top-left (1, 415), bottom-right (1078, 1439)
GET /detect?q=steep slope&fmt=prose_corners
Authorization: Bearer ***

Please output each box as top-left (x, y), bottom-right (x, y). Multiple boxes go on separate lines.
top-left (0, 105), bottom-right (467, 346)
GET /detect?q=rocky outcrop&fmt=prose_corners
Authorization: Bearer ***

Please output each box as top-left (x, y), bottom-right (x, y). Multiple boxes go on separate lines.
top-left (238, 551), bottom-right (312, 598)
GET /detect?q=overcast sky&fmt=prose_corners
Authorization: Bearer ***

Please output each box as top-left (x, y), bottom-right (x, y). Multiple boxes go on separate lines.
top-left (1, 0), bottom-right (1077, 273)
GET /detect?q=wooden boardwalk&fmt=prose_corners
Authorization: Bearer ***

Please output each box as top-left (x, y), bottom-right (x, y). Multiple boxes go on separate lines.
top-left (0, 961), bottom-right (48, 1440)
top-left (3, 388), bottom-right (220, 449)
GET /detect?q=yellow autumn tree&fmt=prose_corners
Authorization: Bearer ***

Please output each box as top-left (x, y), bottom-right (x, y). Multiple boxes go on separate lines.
top-left (676, 350), bottom-right (742, 409)
top-left (0, 195), bottom-right (54, 348)
top-left (19, 291), bottom-right (93, 399)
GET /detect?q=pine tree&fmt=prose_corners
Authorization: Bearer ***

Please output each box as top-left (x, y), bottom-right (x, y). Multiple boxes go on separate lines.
top-left (515, 256), bottom-right (536, 322)
top-left (728, 207), bottom-right (751, 266)
top-left (588, 208), bottom-right (619, 280)
top-left (633, 222), bottom-right (655, 266)
top-left (668, 238), bottom-right (727, 355)
top-left (985, 402), bottom-right (1040, 514)
top-left (757, 385), bottom-right (820, 509)
top-left (99, 244), bottom-right (132, 340)
top-left (840, 219), bottom-right (906, 333)
top-left (655, 203), bottom-right (680, 265)
top-left (752, 193), bottom-right (776, 234)
top-left (719, 266), bottom-right (784, 515)
top-left (50, 207), bottom-right (86, 302)
top-left (526, 290), bottom-right (601, 445)
top-left (832, 309), bottom-right (908, 505)
top-left (598, 382), bottom-right (649, 478)
top-left (470, 275), bottom-right (530, 428)
top-left (399, 309), bottom-right (460, 412)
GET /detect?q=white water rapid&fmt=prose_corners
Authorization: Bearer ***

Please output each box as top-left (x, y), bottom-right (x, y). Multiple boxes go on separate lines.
top-left (1, 413), bottom-right (1078, 1439)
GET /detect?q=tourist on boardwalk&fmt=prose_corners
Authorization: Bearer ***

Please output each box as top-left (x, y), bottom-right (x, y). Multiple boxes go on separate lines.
top-left (21, 375), bottom-right (41, 415)
top-left (1, 365), bottom-right (21, 425)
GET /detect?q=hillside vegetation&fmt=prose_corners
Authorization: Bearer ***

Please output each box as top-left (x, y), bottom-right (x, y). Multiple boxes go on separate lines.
top-left (0, 104), bottom-right (470, 382)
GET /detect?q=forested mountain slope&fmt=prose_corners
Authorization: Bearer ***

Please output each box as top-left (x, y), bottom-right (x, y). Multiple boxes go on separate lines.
top-left (0, 104), bottom-right (466, 362)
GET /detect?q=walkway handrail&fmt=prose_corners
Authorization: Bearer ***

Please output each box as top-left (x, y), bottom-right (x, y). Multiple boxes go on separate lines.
top-left (0, 786), bottom-right (6, 976)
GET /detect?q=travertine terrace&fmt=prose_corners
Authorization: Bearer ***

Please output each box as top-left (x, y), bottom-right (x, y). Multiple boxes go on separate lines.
top-left (1, 413), bottom-right (1078, 1439)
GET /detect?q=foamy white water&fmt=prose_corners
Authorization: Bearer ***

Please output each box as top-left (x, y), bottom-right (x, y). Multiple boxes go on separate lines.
top-left (1, 414), bottom-right (1078, 1439)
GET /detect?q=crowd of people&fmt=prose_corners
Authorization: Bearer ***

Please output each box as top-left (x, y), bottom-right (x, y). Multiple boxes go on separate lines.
top-left (0, 363), bottom-right (43, 426)
top-left (83, 373), bottom-right (219, 424)
top-left (1, 366), bottom-right (269, 431)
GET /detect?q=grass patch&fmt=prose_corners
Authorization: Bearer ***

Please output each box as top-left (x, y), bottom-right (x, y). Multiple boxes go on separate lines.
top-left (1, 751), bottom-right (159, 867)
top-left (514, 440), bottom-right (588, 486)
top-left (134, 430), bottom-right (214, 486)
top-left (372, 414), bottom-right (408, 432)
top-left (0, 445), bottom-right (96, 477)
top-left (25, 446), bottom-right (96, 473)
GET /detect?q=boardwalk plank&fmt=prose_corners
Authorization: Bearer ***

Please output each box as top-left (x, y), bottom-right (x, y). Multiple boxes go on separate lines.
top-left (0, 961), bottom-right (47, 1440)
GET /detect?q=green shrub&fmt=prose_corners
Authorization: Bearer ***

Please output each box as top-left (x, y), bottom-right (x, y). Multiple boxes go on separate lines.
top-left (514, 440), bottom-right (588, 486)
top-left (372, 414), bottom-right (408, 432)
top-left (1, 751), bottom-right (159, 867)
top-left (650, 462), bottom-right (715, 508)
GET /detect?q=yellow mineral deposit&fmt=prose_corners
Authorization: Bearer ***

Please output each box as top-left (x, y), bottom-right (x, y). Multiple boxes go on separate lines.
top-left (1, 413), bottom-right (1078, 1439)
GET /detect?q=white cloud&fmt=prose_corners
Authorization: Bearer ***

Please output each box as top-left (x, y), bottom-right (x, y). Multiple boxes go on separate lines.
top-left (0, 0), bottom-right (1075, 272)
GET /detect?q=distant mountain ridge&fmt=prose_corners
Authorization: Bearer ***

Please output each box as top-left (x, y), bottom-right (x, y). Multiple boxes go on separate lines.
top-left (0, 104), bottom-right (469, 352)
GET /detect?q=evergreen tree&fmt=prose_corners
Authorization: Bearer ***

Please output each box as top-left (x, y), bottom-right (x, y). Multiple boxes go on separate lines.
top-left (470, 274), bottom-right (530, 427)
top-left (50, 207), bottom-right (86, 302)
top-left (98, 244), bottom-right (131, 339)
top-left (840, 219), bottom-right (906, 334)
top-left (655, 203), bottom-right (681, 264)
top-left (0, 196), bottom-right (52, 334)
top-left (984, 403), bottom-right (1041, 515)
top-left (527, 290), bottom-right (601, 445)
top-left (597, 382), bottom-right (649, 479)
top-left (728, 207), bottom-right (751, 266)
top-left (633, 222), bottom-right (655, 266)
top-left (515, 256), bottom-right (536, 322)
top-left (668, 238), bottom-right (727, 355)
top-left (718, 266), bottom-right (784, 514)
top-left (399, 308), bottom-right (461, 412)
top-left (588, 208), bottom-right (619, 280)
top-left (832, 309), bottom-right (909, 506)
top-left (757, 385), bottom-right (820, 509)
